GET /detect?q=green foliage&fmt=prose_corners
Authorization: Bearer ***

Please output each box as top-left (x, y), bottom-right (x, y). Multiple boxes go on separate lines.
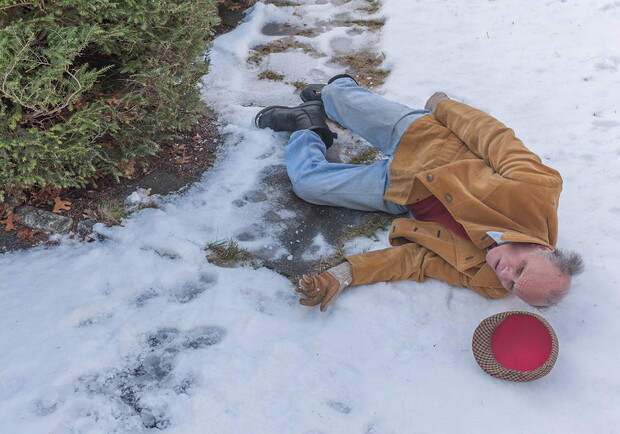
top-left (0, 0), bottom-right (220, 197)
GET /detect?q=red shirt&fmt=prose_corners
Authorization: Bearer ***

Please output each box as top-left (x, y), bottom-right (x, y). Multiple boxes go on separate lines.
top-left (406, 196), bottom-right (471, 241)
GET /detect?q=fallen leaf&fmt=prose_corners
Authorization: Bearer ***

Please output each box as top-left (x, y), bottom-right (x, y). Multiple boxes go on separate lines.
top-left (17, 228), bottom-right (44, 244)
top-left (176, 155), bottom-right (192, 164)
top-left (171, 144), bottom-right (187, 155)
top-left (119, 160), bottom-right (137, 177)
top-left (31, 185), bottom-right (61, 205)
top-left (52, 197), bottom-right (72, 213)
top-left (0, 213), bottom-right (21, 231)
top-left (82, 209), bottom-right (98, 220)
top-left (192, 135), bottom-right (203, 141)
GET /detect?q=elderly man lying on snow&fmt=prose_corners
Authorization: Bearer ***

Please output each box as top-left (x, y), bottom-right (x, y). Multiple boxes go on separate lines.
top-left (255, 74), bottom-right (584, 310)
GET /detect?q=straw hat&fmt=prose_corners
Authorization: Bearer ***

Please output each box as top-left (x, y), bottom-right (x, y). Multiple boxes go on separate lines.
top-left (472, 311), bottom-right (559, 382)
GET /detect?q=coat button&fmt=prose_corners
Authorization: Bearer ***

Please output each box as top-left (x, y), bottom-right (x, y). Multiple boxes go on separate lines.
top-left (427, 174), bottom-right (434, 182)
top-left (445, 194), bottom-right (452, 202)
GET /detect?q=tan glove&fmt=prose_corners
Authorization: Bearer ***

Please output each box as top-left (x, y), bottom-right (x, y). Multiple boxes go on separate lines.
top-left (296, 262), bottom-right (352, 312)
top-left (424, 91), bottom-right (450, 113)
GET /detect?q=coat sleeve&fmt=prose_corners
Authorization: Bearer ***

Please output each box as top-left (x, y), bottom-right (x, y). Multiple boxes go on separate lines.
top-left (433, 100), bottom-right (562, 187)
top-left (346, 243), bottom-right (465, 286)
top-left (345, 243), bottom-right (508, 299)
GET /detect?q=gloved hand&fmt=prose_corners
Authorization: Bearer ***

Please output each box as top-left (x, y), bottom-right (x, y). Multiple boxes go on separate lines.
top-left (424, 92), bottom-right (450, 113)
top-left (296, 262), bottom-right (352, 312)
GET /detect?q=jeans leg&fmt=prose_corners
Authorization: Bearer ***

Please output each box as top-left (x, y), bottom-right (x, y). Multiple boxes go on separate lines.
top-left (322, 78), bottom-right (430, 156)
top-left (284, 130), bottom-right (407, 214)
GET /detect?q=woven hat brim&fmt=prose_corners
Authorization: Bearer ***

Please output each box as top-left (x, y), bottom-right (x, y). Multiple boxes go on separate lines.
top-left (472, 311), bottom-right (559, 382)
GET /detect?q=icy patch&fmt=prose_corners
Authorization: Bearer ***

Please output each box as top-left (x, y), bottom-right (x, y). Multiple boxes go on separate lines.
top-left (125, 187), bottom-right (160, 211)
top-left (301, 233), bottom-right (336, 260)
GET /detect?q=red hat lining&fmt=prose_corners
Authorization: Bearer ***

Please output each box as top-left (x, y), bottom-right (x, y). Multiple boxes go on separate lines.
top-left (490, 314), bottom-right (553, 372)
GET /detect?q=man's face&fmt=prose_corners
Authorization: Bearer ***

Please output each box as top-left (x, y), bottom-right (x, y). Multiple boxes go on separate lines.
top-left (486, 243), bottom-right (569, 307)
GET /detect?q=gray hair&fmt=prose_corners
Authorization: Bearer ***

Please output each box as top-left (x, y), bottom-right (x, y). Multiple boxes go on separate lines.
top-left (536, 248), bottom-right (585, 276)
top-left (534, 248), bottom-right (584, 307)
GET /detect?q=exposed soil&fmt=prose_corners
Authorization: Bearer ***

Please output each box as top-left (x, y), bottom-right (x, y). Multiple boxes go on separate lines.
top-left (0, 109), bottom-right (221, 248)
top-left (61, 110), bottom-right (222, 228)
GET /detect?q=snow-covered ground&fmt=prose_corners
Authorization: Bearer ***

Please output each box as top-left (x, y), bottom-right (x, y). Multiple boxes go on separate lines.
top-left (2, 0), bottom-right (620, 432)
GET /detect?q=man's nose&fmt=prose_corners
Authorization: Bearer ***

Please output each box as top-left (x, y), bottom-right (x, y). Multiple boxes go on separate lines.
top-left (498, 265), bottom-right (514, 279)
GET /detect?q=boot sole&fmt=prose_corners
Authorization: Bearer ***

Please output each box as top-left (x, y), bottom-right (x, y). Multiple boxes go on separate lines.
top-left (255, 101), bottom-right (324, 129)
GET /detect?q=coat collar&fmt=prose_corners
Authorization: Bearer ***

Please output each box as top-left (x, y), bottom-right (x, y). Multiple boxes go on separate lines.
top-left (496, 231), bottom-right (553, 248)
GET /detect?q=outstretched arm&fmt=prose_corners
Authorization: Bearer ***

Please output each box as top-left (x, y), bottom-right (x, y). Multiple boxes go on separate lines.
top-left (345, 243), bottom-right (467, 288)
top-left (296, 243), bottom-right (507, 311)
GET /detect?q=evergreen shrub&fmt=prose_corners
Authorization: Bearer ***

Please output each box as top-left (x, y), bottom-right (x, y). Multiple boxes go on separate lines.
top-left (0, 0), bottom-right (220, 199)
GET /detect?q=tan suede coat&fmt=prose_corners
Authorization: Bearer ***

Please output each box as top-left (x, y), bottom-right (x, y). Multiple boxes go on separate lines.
top-left (345, 100), bottom-right (563, 299)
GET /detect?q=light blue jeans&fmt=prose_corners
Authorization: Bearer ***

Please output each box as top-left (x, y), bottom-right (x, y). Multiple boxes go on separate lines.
top-left (284, 77), bottom-right (430, 214)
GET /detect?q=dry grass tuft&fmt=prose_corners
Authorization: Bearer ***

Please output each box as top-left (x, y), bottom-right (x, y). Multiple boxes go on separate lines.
top-left (331, 52), bottom-right (389, 88)
top-left (97, 199), bottom-right (127, 226)
top-left (205, 239), bottom-right (254, 267)
top-left (348, 147), bottom-right (381, 165)
top-left (258, 70), bottom-right (286, 81)
top-left (311, 214), bottom-right (394, 275)
top-left (358, 0), bottom-right (380, 14)
top-left (346, 19), bottom-right (385, 30)
top-left (248, 38), bottom-right (317, 65)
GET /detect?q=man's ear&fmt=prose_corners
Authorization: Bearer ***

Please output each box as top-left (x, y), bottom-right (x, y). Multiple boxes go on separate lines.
top-left (536, 245), bottom-right (555, 253)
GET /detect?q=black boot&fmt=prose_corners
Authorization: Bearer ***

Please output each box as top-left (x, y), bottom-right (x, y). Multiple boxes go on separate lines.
top-left (300, 73), bottom-right (359, 102)
top-left (255, 101), bottom-right (337, 148)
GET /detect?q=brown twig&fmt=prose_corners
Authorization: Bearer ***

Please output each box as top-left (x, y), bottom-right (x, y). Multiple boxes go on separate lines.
top-left (0, 2), bottom-right (34, 11)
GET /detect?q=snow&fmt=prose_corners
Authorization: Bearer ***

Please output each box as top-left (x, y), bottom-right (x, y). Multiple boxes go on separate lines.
top-left (1, 0), bottom-right (620, 432)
